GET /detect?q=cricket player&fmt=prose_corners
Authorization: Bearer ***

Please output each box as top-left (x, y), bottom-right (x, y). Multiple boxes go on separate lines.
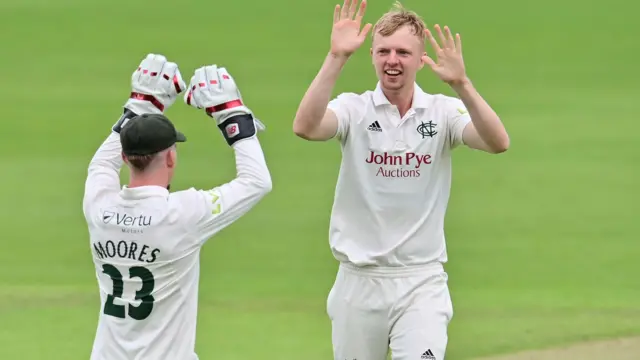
top-left (292, 1), bottom-right (509, 359)
top-left (83, 53), bottom-right (271, 360)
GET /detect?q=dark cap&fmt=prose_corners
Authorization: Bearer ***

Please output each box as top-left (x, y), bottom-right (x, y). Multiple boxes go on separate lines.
top-left (120, 113), bottom-right (186, 156)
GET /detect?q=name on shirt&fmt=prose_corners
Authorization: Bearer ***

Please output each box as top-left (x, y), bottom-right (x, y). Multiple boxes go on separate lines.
top-left (93, 240), bottom-right (160, 264)
top-left (365, 151), bottom-right (432, 178)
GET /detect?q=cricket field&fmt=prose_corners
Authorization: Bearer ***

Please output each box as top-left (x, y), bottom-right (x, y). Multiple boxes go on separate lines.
top-left (0, 0), bottom-right (637, 359)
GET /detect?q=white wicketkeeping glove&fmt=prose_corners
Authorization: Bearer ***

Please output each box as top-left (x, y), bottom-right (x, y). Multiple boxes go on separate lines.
top-left (184, 65), bottom-right (265, 146)
top-left (113, 53), bottom-right (187, 133)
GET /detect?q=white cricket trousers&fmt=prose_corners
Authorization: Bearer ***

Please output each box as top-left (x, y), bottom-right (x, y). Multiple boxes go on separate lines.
top-left (326, 262), bottom-right (454, 360)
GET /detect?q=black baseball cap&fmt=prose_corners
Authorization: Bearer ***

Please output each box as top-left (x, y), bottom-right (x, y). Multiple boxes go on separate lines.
top-left (120, 113), bottom-right (186, 156)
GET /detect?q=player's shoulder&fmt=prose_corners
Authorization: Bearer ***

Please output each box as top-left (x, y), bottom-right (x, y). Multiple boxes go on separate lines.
top-left (168, 187), bottom-right (209, 206)
top-left (169, 187), bottom-right (220, 214)
top-left (424, 92), bottom-right (465, 111)
top-left (331, 89), bottom-right (376, 107)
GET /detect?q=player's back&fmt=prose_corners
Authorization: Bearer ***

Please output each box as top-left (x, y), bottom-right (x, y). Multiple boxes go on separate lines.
top-left (85, 185), bottom-right (210, 360)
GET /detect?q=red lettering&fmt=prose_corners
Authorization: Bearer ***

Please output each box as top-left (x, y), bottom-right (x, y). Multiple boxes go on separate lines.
top-left (366, 151), bottom-right (404, 165)
top-left (375, 167), bottom-right (422, 178)
top-left (367, 151), bottom-right (431, 173)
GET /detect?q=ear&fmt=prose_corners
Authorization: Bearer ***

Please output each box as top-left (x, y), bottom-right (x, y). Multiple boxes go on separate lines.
top-left (418, 51), bottom-right (427, 70)
top-left (166, 148), bottom-right (177, 169)
top-left (370, 47), bottom-right (373, 56)
top-left (121, 152), bottom-right (128, 164)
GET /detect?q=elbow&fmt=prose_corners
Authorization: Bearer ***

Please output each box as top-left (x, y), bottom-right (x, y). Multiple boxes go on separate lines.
top-left (258, 174), bottom-right (273, 195)
top-left (292, 121), bottom-right (309, 140)
top-left (251, 171), bottom-right (273, 197)
top-left (490, 135), bottom-right (510, 154)
top-left (292, 118), bottom-right (316, 140)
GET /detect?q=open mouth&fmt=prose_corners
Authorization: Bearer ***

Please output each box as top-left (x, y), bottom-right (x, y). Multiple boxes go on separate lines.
top-left (384, 69), bottom-right (402, 77)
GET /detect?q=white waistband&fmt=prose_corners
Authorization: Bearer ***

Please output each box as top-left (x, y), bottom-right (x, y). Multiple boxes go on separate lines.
top-left (339, 261), bottom-right (444, 278)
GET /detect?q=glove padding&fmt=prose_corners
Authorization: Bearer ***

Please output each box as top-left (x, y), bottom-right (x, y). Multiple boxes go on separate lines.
top-left (113, 53), bottom-right (187, 133)
top-left (184, 65), bottom-right (265, 146)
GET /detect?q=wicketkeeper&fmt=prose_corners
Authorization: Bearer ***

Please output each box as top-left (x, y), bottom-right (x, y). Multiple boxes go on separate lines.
top-left (83, 53), bottom-right (272, 360)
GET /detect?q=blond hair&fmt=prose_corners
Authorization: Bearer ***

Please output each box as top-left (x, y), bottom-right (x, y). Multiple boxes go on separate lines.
top-left (372, 1), bottom-right (426, 41)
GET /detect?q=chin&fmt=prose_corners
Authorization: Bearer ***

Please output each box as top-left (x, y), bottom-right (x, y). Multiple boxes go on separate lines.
top-left (382, 80), bottom-right (404, 91)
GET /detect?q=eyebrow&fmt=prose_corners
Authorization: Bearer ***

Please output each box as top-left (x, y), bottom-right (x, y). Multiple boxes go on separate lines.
top-left (376, 47), bottom-right (413, 53)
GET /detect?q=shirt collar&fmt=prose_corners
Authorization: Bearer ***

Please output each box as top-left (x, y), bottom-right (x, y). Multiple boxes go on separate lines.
top-left (120, 185), bottom-right (169, 200)
top-left (372, 82), bottom-right (431, 109)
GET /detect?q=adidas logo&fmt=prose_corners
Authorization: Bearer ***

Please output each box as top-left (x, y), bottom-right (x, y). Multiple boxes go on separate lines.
top-left (367, 121), bottom-right (382, 132)
top-left (421, 349), bottom-right (436, 359)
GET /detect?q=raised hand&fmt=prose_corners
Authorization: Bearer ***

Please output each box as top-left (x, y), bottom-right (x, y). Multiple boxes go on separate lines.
top-left (184, 65), bottom-right (265, 145)
top-left (422, 25), bottom-right (467, 85)
top-left (126, 53), bottom-right (186, 115)
top-left (331, 0), bottom-right (373, 58)
top-left (113, 53), bottom-right (186, 133)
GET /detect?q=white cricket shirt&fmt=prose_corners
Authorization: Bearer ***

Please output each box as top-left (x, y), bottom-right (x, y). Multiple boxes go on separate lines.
top-left (83, 132), bottom-right (271, 360)
top-left (326, 82), bottom-right (471, 267)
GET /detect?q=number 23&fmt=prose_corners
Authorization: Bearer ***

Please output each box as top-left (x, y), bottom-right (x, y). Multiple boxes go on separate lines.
top-left (102, 264), bottom-right (155, 320)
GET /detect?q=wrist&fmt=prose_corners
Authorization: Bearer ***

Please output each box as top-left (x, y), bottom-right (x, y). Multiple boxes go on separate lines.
top-left (217, 113), bottom-right (258, 146)
top-left (449, 76), bottom-right (473, 94)
top-left (326, 52), bottom-right (350, 67)
top-left (125, 99), bottom-right (163, 117)
top-left (112, 108), bottom-right (139, 134)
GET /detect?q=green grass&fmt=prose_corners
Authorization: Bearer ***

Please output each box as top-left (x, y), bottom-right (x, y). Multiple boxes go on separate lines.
top-left (0, 0), bottom-right (637, 359)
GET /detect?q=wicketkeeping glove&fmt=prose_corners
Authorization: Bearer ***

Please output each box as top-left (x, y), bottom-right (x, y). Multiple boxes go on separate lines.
top-left (112, 53), bottom-right (187, 133)
top-left (183, 65), bottom-right (265, 146)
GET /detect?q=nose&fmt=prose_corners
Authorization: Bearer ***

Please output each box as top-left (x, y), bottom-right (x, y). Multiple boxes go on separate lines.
top-left (387, 51), bottom-right (399, 65)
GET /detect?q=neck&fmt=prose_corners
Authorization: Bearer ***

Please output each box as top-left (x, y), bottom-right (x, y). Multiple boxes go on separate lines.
top-left (128, 172), bottom-right (168, 189)
top-left (382, 85), bottom-right (414, 117)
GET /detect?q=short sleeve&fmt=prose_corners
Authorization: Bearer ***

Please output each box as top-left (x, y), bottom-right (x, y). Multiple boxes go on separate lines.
top-left (327, 92), bottom-right (359, 143)
top-left (446, 98), bottom-right (472, 149)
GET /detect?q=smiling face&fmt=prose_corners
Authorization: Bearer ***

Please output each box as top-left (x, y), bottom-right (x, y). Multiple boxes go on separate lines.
top-left (371, 25), bottom-right (425, 91)
top-left (370, 3), bottom-right (427, 93)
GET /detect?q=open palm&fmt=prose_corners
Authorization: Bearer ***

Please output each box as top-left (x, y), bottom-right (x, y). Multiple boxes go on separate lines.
top-left (331, 0), bottom-right (372, 58)
top-left (422, 25), bottom-right (467, 85)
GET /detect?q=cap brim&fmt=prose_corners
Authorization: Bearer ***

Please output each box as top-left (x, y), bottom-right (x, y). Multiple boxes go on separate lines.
top-left (176, 131), bottom-right (187, 142)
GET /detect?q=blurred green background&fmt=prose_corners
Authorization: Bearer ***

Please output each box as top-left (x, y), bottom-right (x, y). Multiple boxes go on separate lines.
top-left (0, 0), bottom-right (637, 359)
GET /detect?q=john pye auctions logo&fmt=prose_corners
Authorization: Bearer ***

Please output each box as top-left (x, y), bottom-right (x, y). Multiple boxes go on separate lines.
top-left (365, 151), bottom-right (432, 178)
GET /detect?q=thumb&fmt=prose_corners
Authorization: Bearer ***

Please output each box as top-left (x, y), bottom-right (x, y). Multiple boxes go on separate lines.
top-left (359, 23), bottom-right (373, 39)
top-left (422, 55), bottom-right (437, 69)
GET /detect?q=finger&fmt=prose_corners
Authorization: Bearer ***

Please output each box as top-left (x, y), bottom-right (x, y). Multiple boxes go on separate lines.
top-left (147, 54), bottom-right (166, 79)
top-left (217, 67), bottom-right (237, 94)
top-left (204, 65), bottom-right (221, 93)
top-left (455, 33), bottom-right (462, 54)
top-left (174, 67), bottom-right (186, 94)
top-left (425, 29), bottom-right (441, 53)
top-left (137, 54), bottom-right (155, 86)
top-left (422, 55), bottom-right (437, 69)
top-left (340, 0), bottom-right (349, 20)
top-left (132, 64), bottom-right (143, 87)
top-left (359, 23), bottom-right (373, 39)
top-left (444, 26), bottom-right (455, 49)
top-left (434, 24), bottom-right (448, 49)
top-left (333, 4), bottom-right (340, 24)
top-left (348, 0), bottom-right (358, 19)
top-left (354, 0), bottom-right (367, 25)
top-left (161, 62), bottom-right (185, 95)
top-left (191, 67), bottom-right (207, 107)
top-left (184, 75), bottom-right (197, 107)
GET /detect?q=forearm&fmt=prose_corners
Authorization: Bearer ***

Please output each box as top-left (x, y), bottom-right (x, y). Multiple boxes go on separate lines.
top-left (192, 136), bottom-right (272, 241)
top-left (452, 78), bottom-right (510, 152)
top-left (89, 132), bottom-right (124, 171)
top-left (83, 131), bottom-right (124, 210)
top-left (228, 137), bottom-right (272, 195)
top-left (293, 53), bottom-right (348, 132)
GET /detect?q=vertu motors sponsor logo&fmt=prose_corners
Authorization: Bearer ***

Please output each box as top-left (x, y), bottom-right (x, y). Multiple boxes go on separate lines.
top-left (102, 211), bottom-right (152, 227)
